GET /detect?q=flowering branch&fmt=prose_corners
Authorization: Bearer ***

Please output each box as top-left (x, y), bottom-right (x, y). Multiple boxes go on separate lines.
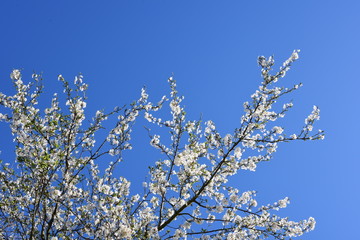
top-left (0, 51), bottom-right (323, 239)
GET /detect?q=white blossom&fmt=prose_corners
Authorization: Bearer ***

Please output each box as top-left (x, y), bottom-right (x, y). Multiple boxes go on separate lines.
top-left (10, 69), bottom-right (21, 80)
top-left (0, 51), bottom-right (323, 239)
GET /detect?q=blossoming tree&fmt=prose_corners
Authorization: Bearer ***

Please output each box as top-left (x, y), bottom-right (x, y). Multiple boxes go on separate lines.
top-left (0, 51), bottom-right (323, 239)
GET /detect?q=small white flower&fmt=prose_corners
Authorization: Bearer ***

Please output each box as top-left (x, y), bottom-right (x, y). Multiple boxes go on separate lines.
top-left (290, 134), bottom-right (297, 140)
top-left (10, 69), bottom-right (21, 80)
top-left (234, 147), bottom-right (242, 159)
top-left (291, 50), bottom-right (300, 60)
top-left (272, 126), bottom-right (284, 134)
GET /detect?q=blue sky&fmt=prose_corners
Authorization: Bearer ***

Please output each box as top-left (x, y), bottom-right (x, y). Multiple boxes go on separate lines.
top-left (0, 0), bottom-right (359, 239)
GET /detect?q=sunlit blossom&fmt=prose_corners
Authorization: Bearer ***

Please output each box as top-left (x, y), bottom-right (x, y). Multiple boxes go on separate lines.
top-left (0, 51), bottom-right (323, 239)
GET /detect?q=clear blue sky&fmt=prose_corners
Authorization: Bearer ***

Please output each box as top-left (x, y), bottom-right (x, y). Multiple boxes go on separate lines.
top-left (0, 1), bottom-right (359, 239)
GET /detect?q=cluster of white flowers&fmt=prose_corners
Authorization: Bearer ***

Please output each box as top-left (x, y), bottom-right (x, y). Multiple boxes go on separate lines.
top-left (0, 51), bottom-right (323, 239)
